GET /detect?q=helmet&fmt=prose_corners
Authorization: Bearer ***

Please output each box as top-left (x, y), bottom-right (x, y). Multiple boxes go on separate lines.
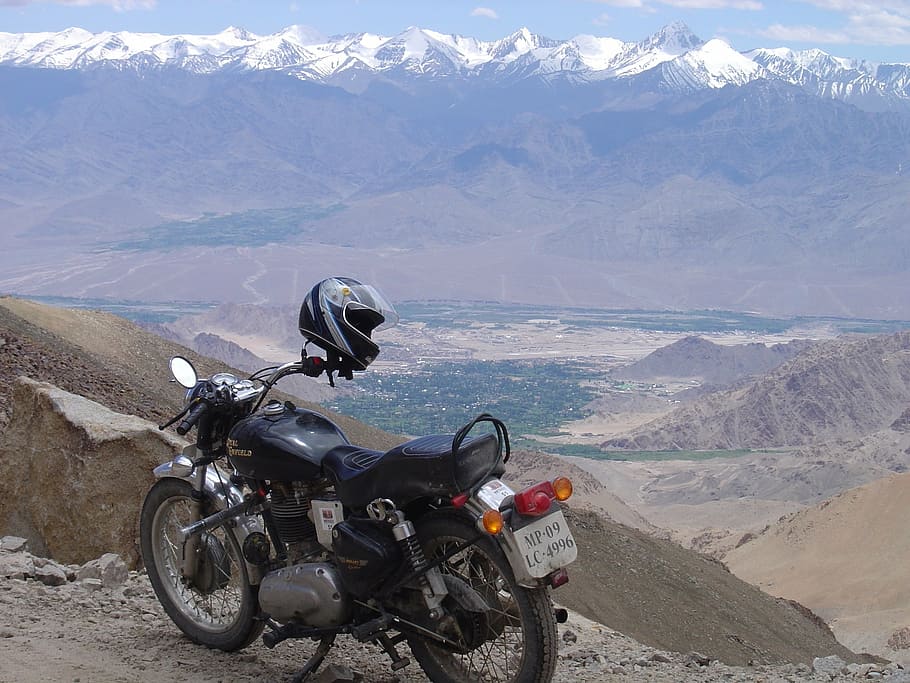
top-left (299, 277), bottom-right (398, 371)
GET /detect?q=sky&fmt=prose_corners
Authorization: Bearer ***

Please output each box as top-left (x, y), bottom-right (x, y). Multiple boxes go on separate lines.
top-left (1, 0), bottom-right (910, 63)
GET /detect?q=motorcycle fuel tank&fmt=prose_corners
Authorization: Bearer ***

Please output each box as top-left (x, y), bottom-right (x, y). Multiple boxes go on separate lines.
top-left (227, 402), bottom-right (350, 481)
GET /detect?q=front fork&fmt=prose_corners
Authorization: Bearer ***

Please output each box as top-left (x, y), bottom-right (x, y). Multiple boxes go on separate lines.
top-left (179, 462), bottom-right (208, 583)
top-left (152, 445), bottom-right (265, 585)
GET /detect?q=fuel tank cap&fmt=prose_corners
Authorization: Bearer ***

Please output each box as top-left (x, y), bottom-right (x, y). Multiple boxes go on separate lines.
top-left (262, 401), bottom-right (285, 416)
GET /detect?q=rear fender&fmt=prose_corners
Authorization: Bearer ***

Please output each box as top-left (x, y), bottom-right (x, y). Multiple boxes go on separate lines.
top-left (153, 445), bottom-right (266, 584)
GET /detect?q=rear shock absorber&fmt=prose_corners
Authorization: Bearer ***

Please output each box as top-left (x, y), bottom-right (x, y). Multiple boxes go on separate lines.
top-left (392, 513), bottom-right (447, 618)
top-left (368, 499), bottom-right (448, 617)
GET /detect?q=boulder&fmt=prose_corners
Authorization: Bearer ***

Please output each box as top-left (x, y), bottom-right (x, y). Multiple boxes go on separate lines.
top-left (77, 553), bottom-right (129, 588)
top-left (0, 378), bottom-right (185, 568)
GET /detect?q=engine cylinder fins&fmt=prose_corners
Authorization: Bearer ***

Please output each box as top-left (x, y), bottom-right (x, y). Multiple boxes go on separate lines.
top-left (270, 483), bottom-right (319, 544)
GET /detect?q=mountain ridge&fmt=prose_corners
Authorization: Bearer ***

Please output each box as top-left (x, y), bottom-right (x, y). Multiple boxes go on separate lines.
top-left (2, 22), bottom-right (910, 109)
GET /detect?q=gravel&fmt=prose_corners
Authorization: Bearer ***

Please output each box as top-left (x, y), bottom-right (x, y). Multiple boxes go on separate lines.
top-left (0, 541), bottom-right (903, 683)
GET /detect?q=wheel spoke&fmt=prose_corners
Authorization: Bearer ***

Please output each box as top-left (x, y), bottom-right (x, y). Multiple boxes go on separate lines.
top-left (151, 494), bottom-right (245, 630)
top-left (422, 535), bottom-right (529, 682)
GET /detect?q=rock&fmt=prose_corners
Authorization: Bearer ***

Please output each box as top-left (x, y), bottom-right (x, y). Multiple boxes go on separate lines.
top-left (847, 663), bottom-right (877, 676)
top-left (889, 627), bottom-right (910, 650)
top-left (0, 378), bottom-right (185, 568)
top-left (686, 651), bottom-right (711, 666)
top-left (0, 536), bottom-right (28, 553)
top-left (98, 554), bottom-right (129, 588)
top-left (562, 629), bottom-right (578, 644)
top-left (311, 664), bottom-right (362, 683)
top-left (34, 563), bottom-right (68, 587)
top-left (651, 652), bottom-right (673, 663)
top-left (79, 578), bottom-right (104, 592)
top-left (812, 655), bottom-right (846, 677)
top-left (0, 552), bottom-right (35, 580)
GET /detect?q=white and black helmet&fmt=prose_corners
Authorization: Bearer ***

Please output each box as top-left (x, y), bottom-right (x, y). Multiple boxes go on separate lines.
top-left (298, 277), bottom-right (398, 371)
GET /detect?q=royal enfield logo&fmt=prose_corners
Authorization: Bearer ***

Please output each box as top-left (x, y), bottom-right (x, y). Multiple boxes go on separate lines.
top-left (226, 438), bottom-right (252, 458)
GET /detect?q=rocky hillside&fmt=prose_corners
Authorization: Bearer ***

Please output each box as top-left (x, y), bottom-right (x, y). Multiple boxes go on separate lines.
top-left (0, 296), bottom-right (398, 451)
top-left (616, 335), bottom-right (813, 386)
top-left (0, 296), bottom-right (868, 670)
top-left (725, 471), bottom-right (910, 666)
top-left (0, 373), bottom-right (860, 669)
top-left (604, 331), bottom-right (910, 451)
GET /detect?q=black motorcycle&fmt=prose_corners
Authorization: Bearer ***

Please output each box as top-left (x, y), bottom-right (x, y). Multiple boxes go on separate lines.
top-left (140, 353), bottom-right (578, 682)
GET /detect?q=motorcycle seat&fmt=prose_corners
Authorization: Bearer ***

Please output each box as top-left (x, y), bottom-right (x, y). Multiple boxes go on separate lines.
top-left (323, 433), bottom-right (504, 509)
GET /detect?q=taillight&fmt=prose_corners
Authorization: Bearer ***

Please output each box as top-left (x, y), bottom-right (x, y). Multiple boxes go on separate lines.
top-left (512, 477), bottom-right (574, 516)
top-left (513, 481), bottom-right (556, 517)
top-left (552, 477), bottom-right (573, 502)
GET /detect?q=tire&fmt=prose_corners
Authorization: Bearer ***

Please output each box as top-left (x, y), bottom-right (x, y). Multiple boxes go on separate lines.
top-left (408, 513), bottom-right (558, 683)
top-left (139, 478), bottom-right (263, 651)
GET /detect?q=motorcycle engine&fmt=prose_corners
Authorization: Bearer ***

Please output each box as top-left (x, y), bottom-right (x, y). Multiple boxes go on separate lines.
top-left (259, 562), bottom-right (352, 627)
top-left (269, 481), bottom-right (323, 561)
top-left (257, 481), bottom-right (353, 628)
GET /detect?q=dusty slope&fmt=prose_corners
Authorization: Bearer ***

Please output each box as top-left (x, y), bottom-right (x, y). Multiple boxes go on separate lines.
top-left (725, 471), bottom-right (910, 665)
top-left (0, 296), bottom-right (400, 451)
top-left (604, 330), bottom-right (910, 450)
top-left (0, 296), bottom-right (866, 668)
top-left (0, 545), bottom-right (886, 683)
top-left (557, 507), bottom-right (859, 666)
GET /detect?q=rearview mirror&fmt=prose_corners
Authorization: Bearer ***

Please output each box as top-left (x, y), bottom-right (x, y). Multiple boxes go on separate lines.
top-left (169, 356), bottom-right (198, 388)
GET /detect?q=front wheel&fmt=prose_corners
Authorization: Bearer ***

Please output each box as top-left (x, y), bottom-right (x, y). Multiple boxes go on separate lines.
top-left (139, 478), bottom-right (262, 651)
top-left (408, 514), bottom-right (559, 683)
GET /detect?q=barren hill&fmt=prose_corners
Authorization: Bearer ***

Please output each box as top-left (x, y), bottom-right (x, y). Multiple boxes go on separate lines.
top-left (0, 296), bottom-right (399, 451)
top-left (725, 471), bottom-right (910, 665)
top-left (0, 296), bottom-right (863, 667)
top-left (604, 331), bottom-right (910, 451)
top-left (616, 335), bottom-right (813, 386)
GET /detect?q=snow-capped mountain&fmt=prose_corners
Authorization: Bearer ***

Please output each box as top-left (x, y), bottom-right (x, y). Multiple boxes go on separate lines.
top-left (1, 22), bottom-right (910, 107)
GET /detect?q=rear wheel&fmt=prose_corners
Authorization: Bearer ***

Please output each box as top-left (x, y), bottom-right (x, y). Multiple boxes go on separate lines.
top-left (408, 514), bottom-right (558, 683)
top-left (139, 478), bottom-right (262, 651)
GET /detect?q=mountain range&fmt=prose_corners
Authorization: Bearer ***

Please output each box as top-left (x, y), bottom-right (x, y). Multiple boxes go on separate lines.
top-left (2, 23), bottom-right (910, 317)
top-left (3, 22), bottom-right (910, 109)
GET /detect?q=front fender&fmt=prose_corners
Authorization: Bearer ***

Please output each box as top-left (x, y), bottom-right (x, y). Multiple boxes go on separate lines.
top-left (153, 445), bottom-right (266, 584)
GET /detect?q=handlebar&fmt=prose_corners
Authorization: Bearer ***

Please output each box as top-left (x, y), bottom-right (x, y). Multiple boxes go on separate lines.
top-left (160, 354), bottom-right (332, 435)
top-left (176, 400), bottom-right (208, 436)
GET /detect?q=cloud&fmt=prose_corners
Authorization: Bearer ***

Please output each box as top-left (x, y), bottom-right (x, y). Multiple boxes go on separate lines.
top-left (659, 0), bottom-right (762, 8)
top-left (798, 0), bottom-right (910, 12)
top-left (588, 0), bottom-right (761, 7)
top-left (593, 12), bottom-right (611, 26)
top-left (588, 0), bottom-right (646, 6)
top-left (758, 1), bottom-right (910, 46)
top-left (0, 0), bottom-right (155, 8)
top-left (757, 23), bottom-right (851, 44)
top-left (470, 7), bottom-right (499, 20)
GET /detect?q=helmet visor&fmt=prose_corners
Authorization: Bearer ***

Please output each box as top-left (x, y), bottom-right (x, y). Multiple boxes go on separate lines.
top-left (323, 280), bottom-right (398, 332)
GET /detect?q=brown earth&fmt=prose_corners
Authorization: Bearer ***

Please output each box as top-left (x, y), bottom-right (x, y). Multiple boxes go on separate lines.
top-left (725, 471), bottom-right (910, 666)
top-left (0, 296), bottom-right (400, 451)
top-left (0, 296), bottom-right (871, 670)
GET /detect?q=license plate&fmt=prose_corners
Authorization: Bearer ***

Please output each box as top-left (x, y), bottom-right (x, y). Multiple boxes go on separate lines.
top-left (512, 510), bottom-right (577, 578)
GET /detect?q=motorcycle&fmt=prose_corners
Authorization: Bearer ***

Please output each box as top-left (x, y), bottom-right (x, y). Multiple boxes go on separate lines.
top-left (140, 350), bottom-right (578, 682)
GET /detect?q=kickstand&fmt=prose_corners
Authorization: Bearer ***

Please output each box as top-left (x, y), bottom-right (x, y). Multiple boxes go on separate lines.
top-left (290, 635), bottom-right (336, 683)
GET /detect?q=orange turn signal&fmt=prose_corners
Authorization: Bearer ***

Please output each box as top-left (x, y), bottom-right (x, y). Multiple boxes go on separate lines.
top-left (482, 509), bottom-right (504, 535)
top-left (552, 477), bottom-right (573, 502)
